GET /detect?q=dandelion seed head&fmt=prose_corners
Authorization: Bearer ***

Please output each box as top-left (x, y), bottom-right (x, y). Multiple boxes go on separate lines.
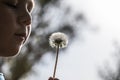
top-left (49, 32), bottom-right (68, 48)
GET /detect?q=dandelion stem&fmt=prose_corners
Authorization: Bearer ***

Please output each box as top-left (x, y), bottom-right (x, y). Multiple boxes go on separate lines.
top-left (53, 44), bottom-right (60, 79)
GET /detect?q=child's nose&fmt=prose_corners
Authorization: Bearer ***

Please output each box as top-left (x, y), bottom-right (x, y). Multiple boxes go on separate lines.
top-left (17, 11), bottom-right (32, 26)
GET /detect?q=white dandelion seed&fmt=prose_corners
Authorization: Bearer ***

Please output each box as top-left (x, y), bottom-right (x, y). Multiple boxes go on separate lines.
top-left (49, 32), bottom-right (69, 79)
top-left (49, 32), bottom-right (68, 48)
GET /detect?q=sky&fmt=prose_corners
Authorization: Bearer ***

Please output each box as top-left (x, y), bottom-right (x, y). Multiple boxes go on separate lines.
top-left (27, 0), bottom-right (120, 80)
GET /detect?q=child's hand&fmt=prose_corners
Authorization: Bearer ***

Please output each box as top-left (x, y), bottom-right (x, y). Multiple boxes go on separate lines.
top-left (48, 77), bottom-right (59, 80)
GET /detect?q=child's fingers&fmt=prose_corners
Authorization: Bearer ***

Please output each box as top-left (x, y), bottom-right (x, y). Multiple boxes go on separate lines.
top-left (48, 77), bottom-right (59, 80)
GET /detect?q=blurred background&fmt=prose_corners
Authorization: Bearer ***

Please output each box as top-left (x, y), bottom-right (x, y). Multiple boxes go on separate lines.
top-left (1, 0), bottom-right (120, 80)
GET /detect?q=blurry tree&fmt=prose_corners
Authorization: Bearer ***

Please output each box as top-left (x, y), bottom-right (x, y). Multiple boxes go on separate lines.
top-left (99, 43), bottom-right (120, 80)
top-left (0, 0), bottom-right (86, 80)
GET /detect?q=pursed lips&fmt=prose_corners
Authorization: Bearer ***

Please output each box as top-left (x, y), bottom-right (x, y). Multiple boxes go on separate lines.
top-left (14, 33), bottom-right (27, 43)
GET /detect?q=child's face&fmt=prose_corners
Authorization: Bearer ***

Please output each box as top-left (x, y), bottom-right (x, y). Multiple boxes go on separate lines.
top-left (0, 0), bottom-right (34, 57)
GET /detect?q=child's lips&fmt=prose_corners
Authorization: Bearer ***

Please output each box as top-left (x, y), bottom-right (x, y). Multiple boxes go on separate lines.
top-left (14, 33), bottom-right (27, 42)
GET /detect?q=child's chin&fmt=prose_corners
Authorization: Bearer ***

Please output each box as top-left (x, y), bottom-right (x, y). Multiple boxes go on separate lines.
top-left (2, 51), bottom-right (18, 57)
top-left (0, 48), bottom-right (21, 57)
